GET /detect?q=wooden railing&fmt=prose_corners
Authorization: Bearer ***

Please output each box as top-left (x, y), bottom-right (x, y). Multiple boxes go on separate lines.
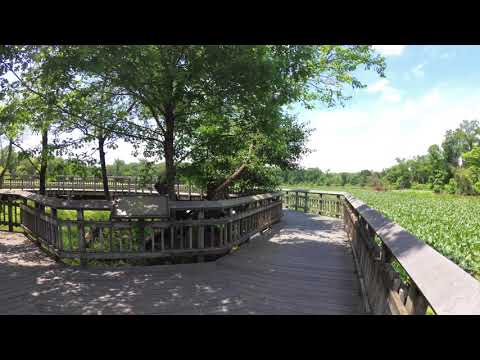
top-left (0, 194), bottom-right (21, 231)
top-left (0, 176), bottom-right (206, 198)
top-left (284, 189), bottom-right (480, 315)
top-left (0, 189), bottom-right (283, 266)
top-left (282, 189), bottom-right (343, 218)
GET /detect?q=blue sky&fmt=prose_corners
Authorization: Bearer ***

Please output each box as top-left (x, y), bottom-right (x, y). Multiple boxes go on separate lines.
top-left (298, 45), bottom-right (480, 172)
top-left (16, 45), bottom-right (480, 171)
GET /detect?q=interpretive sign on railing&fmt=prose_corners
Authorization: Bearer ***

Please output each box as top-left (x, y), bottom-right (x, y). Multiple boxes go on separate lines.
top-left (113, 196), bottom-right (170, 218)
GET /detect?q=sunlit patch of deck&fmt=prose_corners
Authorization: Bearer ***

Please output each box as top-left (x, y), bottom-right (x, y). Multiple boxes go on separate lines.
top-left (0, 210), bottom-right (363, 314)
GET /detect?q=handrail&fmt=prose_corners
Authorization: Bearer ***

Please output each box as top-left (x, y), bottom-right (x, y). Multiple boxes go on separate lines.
top-left (283, 189), bottom-right (480, 315)
top-left (344, 193), bottom-right (480, 315)
top-left (0, 189), bottom-right (283, 266)
top-left (0, 176), bottom-right (226, 196)
top-left (0, 189), bottom-right (283, 211)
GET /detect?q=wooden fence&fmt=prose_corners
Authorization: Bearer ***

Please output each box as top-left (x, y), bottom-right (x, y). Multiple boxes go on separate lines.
top-left (283, 189), bottom-right (480, 315)
top-left (0, 176), bottom-right (257, 199)
top-left (0, 189), bottom-right (283, 266)
top-left (283, 189), bottom-right (343, 218)
top-left (0, 176), bottom-right (206, 198)
top-left (0, 195), bottom-right (21, 231)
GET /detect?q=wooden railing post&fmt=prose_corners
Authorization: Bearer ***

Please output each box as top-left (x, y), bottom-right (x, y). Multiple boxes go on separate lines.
top-left (197, 209), bottom-right (205, 262)
top-left (304, 191), bottom-right (309, 213)
top-left (319, 193), bottom-right (323, 215)
top-left (51, 207), bottom-right (59, 249)
top-left (77, 209), bottom-right (87, 267)
top-left (336, 194), bottom-right (341, 218)
top-left (228, 208), bottom-right (234, 244)
top-left (138, 218), bottom-right (145, 252)
top-left (294, 191), bottom-right (298, 211)
top-left (7, 197), bottom-right (13, 231)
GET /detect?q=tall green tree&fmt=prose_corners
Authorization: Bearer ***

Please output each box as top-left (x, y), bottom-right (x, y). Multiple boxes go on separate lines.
top-left (53, 45), bottom-right (385, 199)
top-left (57, 83), bottom-right (137, 200)
top-left (442, 120), bottom-right (480, 166)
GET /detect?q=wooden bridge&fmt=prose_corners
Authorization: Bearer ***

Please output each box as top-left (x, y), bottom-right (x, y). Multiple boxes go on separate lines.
top-left (0, 209), bottom-right (363, 314)
top-left (0, 175), bottom-right (221, 199)
top-left (1, 178), bottom-right (480, 315)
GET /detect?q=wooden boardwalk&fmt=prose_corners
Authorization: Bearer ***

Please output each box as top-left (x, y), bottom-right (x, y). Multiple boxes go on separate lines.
top-left (0, 210), bottom-right (364, 315)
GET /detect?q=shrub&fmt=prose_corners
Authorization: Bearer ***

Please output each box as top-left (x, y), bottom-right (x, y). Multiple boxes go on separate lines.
top-left (396, 177), bottom-right (411, 189)
top-left (433, 184), bottom-right (443, 193)
top-left (445, 178), bottom-right (458, 194)
top-left (475, 181), bottom-right (480, 195)
top-left (411, 182), bottom-right (431, 191)
top-left (454, 168), bottom-right (476, 195)
top-left (369, 174), bottom-right (386, 192)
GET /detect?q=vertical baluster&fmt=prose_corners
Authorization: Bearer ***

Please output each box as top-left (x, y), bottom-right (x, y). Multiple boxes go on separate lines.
top-left (180, 225), bottom-right (184, 249)
top-left (118, 226), bottom-right (123, 252)
top-left (108, 223), bottom-right (113, 252)
top-left (99, 226), bottom-right (104, 252)
top-left (151, 228), bottom-right (156, 252)
top-left (189, 226), bottom-right (193, 249)
top-left (138, 219), bottom-right (145, 252)
top-left (160, 228), bottom-right (165, 251)
top-left (57, 222), bottom-right (63, 250)
top-left (210, 226), bottom-right (215, 247)
top-left (77, 209), bottom-right (86, 267)
top-left (7, 199), bottom-right (13, 232)
top-left (67, 224), bottom-right (72, 251)
top-left (198, 210), bottom-right (204, 249)
top-left (129, 226), bottom-right (134, 251)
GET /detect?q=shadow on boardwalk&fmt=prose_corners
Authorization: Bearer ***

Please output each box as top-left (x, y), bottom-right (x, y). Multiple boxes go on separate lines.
top-left (0, 210), bottom-right (364, 315)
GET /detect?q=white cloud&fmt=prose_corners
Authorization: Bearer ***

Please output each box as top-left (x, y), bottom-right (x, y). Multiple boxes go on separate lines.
top-left (300, 88), bottom-right (480, 172)
top-left (372, 45), bottom-right (407, 56)
top-left (411, 63), bottom-right (426, 78)
top-left (367, 79), bottom-right (389, 93)
top-left (367, 79), bottom-right (402, 103)
top-left (382, 89), bottom-right (402, 103)
top-left (422, 88), bottom-right (440, 106)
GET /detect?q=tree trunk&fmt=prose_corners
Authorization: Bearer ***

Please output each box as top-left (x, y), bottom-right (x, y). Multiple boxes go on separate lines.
top-left (39, 128), bottom-right (48, 196)
top-left (0, 140), bottom-right (13, 188)
top-left (208, 163), bottom-right (247, 200)
top-left (163, 105), bottom-right (176, 200)
top-left (98, 135), bottom-right (110, 201)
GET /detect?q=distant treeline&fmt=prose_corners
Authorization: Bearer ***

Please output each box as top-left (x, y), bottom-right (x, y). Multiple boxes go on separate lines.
top-left (0, 153), bottom-right (167, 182)
top-left (280, 120), bottom-right (480, 195)
top-left (279, 168), bottom-right (381, 188)
top-left (2, 120), bottom-right (480, 196)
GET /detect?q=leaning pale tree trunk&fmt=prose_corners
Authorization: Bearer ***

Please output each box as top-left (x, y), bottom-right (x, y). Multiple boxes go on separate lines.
top-left (38, 128), bottom-right (48, 196)
top-left (97, 135), bottom-right (110, 201)
top-left (0, 139), bottom-right (13, 188)
top-left (208, 163), bottom-right (248, 200)
top-left (207, 143), bottom-right (256, 200)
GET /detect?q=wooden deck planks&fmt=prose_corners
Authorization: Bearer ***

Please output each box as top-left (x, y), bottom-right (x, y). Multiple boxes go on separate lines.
top-left (0, 209), bottom-right (364, 314)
